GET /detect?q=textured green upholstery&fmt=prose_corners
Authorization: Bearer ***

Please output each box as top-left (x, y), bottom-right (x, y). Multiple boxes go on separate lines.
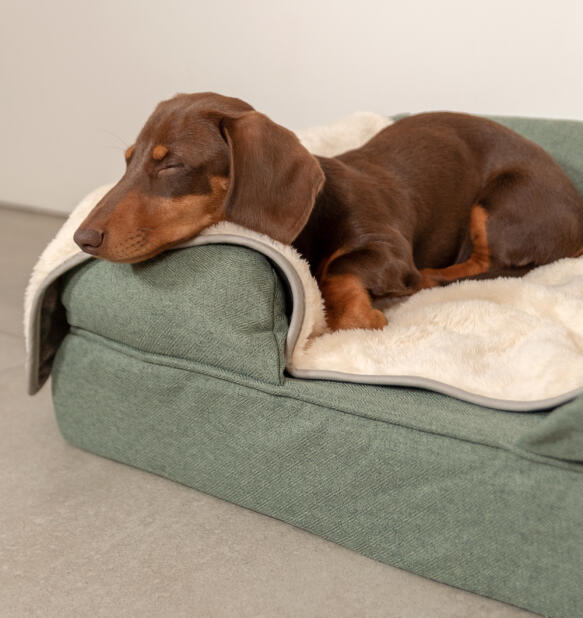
top-left (51, 116), bottom-right (583, 617)
top-left (62, 246), bottom-right (288, 385)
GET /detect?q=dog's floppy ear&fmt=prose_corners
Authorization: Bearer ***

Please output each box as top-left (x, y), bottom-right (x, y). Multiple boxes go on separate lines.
top-left (220, 112), bottom-right (325, 244)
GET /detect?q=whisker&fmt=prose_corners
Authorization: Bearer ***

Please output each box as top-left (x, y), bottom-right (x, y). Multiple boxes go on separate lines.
top-left (98, 128), bottom-right (130, 149)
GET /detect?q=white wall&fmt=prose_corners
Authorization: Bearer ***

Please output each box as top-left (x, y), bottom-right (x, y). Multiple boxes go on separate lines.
top-left (2, 0), bottom-right (583, 213)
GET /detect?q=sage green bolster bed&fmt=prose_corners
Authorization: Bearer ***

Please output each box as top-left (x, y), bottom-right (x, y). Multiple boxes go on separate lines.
top-left (34, 114), bottom-right (583, 618)
top-left (53, 244), bottom-right (583, 618)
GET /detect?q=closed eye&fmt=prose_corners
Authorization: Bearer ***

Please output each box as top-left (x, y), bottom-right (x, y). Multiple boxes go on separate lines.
top-left (157, 163), bottom-right (185, 176)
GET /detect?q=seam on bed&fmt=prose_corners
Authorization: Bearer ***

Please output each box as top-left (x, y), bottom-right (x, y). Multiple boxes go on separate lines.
top-left (65, 326), bottom-right (582, 473)
top-left (65, 319), bottom-right (283, 386)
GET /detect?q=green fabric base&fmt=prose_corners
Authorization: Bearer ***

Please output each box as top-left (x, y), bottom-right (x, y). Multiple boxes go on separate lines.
top-left (52, 329), bottom-right (583, 618)
top-left (53, 245), bottom-right (583, 618)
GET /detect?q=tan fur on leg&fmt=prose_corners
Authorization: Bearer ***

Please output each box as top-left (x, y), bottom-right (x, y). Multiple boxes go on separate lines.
top-left (320, 273), bottom-right (387, 331)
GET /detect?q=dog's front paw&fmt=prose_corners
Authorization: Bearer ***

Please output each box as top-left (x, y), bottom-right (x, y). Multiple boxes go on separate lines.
top-left (327, 307), bottom-right (388, 331)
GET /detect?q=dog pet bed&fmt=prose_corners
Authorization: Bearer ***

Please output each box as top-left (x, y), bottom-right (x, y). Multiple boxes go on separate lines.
top-left (25, 113), bottom-right (583, 617)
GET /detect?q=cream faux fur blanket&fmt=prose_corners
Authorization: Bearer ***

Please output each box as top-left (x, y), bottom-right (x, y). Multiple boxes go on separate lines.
top-left (24, 112), bottom-right (583, 410)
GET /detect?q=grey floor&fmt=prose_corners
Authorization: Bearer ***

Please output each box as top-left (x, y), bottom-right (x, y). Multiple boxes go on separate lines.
top-left (0, 206), bottom-right (537, 617)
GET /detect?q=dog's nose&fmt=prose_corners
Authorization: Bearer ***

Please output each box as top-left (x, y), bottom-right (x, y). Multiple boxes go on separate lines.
top-left (74, 227), bottom-right (104, 251)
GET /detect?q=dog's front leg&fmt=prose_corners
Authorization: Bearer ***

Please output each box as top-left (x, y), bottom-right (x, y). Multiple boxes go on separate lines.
top-left (317, 237), bottom-right (423, 331)
top-left (319, 273), bottom-right (388, 331)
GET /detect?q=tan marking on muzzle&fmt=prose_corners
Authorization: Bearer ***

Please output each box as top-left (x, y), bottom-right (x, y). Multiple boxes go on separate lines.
top-left (124, 145), bottom-right (135, 160)
top-left (87, 175), bottom-right (230, 263)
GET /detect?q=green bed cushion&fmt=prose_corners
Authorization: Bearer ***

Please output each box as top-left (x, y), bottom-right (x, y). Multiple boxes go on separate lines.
top-left (55, 245), bottom-right (583, 617)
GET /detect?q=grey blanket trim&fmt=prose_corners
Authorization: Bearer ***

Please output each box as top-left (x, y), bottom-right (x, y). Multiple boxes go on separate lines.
top-left (26, 235), bottom-right (583, 411)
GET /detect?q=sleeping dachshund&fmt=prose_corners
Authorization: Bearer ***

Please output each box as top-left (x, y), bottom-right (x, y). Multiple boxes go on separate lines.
top-left (74, 92), bottom-right (583, 331)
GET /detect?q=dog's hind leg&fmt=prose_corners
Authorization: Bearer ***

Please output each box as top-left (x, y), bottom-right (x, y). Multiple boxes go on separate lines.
top-left (420, 204), bottom-right (490, 284)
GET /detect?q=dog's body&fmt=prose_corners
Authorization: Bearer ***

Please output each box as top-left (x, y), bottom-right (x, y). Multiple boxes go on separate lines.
top-left (74, 93), bottom-right (583, 330)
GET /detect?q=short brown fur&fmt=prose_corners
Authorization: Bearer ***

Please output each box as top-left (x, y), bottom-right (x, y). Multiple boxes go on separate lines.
top-left (420, 205), bottom-right (490, 283)
top-left (74, 93), bottom-right (583, 330)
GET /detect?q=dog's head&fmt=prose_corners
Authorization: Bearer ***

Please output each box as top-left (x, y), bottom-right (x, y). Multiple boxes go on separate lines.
top-left (74, 92), bottom-right (325, 262)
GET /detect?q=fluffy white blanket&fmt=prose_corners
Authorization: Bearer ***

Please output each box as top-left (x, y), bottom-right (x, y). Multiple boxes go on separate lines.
top-left (24, 112), bottom-right (583, 409)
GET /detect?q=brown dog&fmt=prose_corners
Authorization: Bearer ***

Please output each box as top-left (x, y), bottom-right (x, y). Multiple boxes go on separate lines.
top-left (74, 92), bottom-right (583, 330)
